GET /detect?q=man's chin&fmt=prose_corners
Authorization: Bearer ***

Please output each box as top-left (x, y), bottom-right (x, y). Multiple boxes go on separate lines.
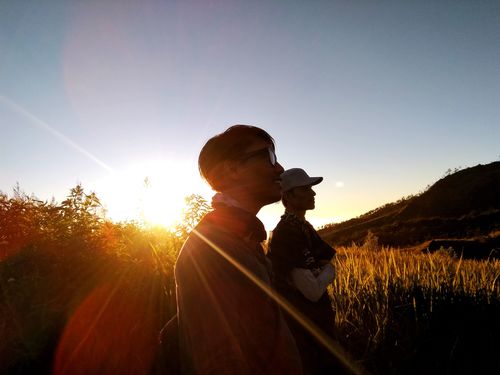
top-left (268, 196), bottom-right (282, 205)
top-left (261, 191), bottom-right (282, 206)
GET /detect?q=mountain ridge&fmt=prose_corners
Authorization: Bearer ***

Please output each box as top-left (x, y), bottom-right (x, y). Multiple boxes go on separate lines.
top-left (319, 161), bottom-right (500, 249)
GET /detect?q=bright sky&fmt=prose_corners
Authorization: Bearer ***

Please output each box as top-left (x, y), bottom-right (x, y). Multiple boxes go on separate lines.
top-left (1, 1), bottom-right (499, 231)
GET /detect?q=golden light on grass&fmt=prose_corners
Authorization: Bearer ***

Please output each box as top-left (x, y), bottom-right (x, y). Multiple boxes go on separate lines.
top-left (330, 245), bottom-right (500, 349)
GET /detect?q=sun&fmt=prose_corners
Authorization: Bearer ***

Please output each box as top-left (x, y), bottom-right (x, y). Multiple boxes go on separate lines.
top-left (139, 175), bottom-right (188, 228)
top-left (92, 159), bottom-right (211, 228)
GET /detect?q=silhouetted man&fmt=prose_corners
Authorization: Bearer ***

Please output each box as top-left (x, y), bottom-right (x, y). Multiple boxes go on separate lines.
top-left (268, 168), bottom-right (337, 374)
top-left (174, 126), bottom-right (303, 374)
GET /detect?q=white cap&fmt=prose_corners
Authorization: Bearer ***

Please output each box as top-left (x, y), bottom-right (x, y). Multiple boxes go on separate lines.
top-left (280, 168), bottom-right (323, 192)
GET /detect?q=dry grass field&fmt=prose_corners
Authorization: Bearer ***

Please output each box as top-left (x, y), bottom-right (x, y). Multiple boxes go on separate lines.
top-left (330, 239), bottom-right (500, 373)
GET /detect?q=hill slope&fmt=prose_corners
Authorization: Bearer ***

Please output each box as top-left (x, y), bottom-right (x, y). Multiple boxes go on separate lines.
top-left (319, 161), bottom-right (500, 248)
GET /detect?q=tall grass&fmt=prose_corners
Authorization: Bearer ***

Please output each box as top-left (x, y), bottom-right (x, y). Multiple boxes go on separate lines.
top-left (330, 243), bottom-right (500, 373)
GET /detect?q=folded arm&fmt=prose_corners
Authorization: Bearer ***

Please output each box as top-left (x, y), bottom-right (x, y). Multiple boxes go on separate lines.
top-left (290, 263), bottom-right (335, 302)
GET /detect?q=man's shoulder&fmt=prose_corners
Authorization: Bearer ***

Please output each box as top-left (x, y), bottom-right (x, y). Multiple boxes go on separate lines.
top-left (272, 215), bottom-right (309, 240)
top-left (176, 213), bottom-right (244, 268)
top-left (176, 217), bottom-right (215, 260)
top-left (274, 214), bottom-right (302, 231)
top-left (269, 223), bottom-right (306, 258)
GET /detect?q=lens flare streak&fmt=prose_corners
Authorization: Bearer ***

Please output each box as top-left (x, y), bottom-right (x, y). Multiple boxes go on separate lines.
top-left (0, 95), bottom-right (113, 173)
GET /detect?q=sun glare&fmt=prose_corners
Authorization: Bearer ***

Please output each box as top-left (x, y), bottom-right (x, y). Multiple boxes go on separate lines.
top-left (92, 160), bottom-right (211, 229)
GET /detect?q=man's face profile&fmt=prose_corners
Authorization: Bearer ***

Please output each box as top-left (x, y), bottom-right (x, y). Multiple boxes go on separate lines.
top-left (231, 138), bottom-right (284, 206)
top-left (287, 185), bottom-right (316, 211)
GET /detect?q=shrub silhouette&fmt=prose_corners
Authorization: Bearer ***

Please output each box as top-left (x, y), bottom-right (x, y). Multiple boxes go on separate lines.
top-left (0, 184), bottom-right (185, 374)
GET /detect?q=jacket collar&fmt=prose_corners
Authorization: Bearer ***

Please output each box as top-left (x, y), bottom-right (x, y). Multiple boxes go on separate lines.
top-left (282, 210), bottom-right (306, 222)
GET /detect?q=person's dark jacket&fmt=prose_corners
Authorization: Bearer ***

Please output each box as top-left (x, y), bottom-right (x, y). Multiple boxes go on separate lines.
top-left (268, 212), bottom-right (336, 332)
top-left (268, 212), bottom-right (337, 374)
top-left (175, 204), bottom-right (303, 375)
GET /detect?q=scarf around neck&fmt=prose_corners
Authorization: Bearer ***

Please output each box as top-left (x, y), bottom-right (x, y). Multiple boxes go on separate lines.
top-left (207, 193), bottom-right (267, 243)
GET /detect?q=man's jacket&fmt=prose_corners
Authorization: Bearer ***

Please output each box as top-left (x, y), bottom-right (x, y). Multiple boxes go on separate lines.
top-left (175, 204), bottom-right (302, 374)
top-left (268, 212), bottom-right (336, 331)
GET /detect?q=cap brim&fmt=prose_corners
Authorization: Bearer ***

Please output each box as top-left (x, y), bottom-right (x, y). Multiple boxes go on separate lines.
top-left (280, 173), bottom-right (324, 192)
top-left (309, 176), bottom-right (323, 186)
top-left (292, 177), bottom-right (323, 189)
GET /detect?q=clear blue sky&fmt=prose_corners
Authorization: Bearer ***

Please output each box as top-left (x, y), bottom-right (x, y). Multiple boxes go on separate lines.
top-left (1, 0), bottom-right (499, 230)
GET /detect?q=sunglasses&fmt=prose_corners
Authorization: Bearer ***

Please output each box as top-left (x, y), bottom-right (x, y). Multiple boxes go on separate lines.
top-left (236, 147), bottom-right (278, 167)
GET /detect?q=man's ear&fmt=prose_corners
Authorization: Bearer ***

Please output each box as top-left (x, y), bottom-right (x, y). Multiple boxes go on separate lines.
top-left (220, 159), bottom-right (240, 183)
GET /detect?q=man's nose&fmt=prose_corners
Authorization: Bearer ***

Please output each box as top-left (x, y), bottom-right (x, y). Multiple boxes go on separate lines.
top-left (275, 161), bottom-right (284, 174)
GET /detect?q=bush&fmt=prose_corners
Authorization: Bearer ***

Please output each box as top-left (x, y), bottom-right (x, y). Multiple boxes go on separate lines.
top-left (0, 185), bottom-right (189, 374)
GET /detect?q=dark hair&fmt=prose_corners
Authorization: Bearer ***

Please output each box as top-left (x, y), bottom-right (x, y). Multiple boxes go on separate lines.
top-left (198, 125), bottom-right (275, 191)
